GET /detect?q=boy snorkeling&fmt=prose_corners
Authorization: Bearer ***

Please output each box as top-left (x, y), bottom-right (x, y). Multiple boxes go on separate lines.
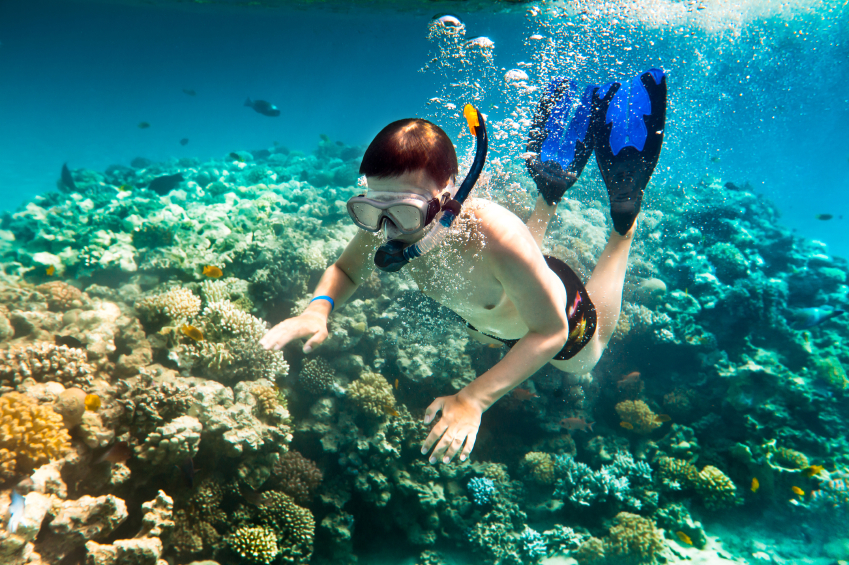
top-left (261, 69), bottom-right (667, 466)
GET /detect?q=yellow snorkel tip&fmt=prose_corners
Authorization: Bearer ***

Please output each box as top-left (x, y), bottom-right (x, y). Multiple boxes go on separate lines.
top-left (464, 104), bottom-right (479, 135)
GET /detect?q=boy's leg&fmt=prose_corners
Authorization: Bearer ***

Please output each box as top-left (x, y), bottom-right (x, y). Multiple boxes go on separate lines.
top-left (584, 223), bottom-right (636, 345)
top-left (526, 195), bottom-right (556, 249)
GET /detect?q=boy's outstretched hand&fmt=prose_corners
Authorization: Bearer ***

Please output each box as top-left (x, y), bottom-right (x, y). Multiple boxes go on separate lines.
top-left (421, 392), bottom-right (483, 464)
top-left (259, 311), bottom-right (328, 353)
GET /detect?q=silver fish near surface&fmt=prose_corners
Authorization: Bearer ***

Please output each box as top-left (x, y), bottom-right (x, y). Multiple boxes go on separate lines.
top-left (8, 490), bottom-right (25, 534)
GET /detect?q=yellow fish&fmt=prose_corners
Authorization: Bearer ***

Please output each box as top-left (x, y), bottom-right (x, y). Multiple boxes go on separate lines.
top-left (791, 486), bottom-right (804, 496)
top-left (117, 184), bottom-right (132, 192)
top-left (45, 265), bottom-right (55, 276)
top-left (676, 531), bottom-right (693, 545)
top-left (229, 152), bottom-right (245, 162)
top-left (619, 421), bottom-right (634, 430)
top-left (488, 343), bottom-right (502, 348)
top-left (751, 478), bottom-right (759, 492)
top-left (84, 394), bottom-right (101, 411)
top-left (394, 379), bottom-right (399, 390)
top-left (180, 324), bottom-right (204, 341)
top-left (804, 465), bottom-right (824, 478)
top-left (654, 414), bottom-right (672, 423)
top-left (202, 265), bottom-right (223, 278)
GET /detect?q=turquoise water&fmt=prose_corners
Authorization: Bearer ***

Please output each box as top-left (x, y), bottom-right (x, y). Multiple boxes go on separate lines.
top-left (0, 1), bottom-right (847, 565)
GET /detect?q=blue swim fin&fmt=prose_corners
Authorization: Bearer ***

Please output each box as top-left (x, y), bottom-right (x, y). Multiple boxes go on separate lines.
top-left (526, 79), bottom-right (596, 206)
top-left (593, 68), bottom-right (667, 235)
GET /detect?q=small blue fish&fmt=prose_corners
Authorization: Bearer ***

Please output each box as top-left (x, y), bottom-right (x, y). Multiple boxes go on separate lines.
top-left (8, 490), bottom-right (25, 534)
top-left (791, 307), bottom-right (845, 329)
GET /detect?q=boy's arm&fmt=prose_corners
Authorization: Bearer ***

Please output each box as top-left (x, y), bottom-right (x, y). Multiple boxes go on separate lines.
top-left (260, 230), bottom-right (380, 352)
top-left (422, 215), bottom-right (570, 463)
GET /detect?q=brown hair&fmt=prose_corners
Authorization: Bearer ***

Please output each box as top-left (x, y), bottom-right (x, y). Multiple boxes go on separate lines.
top-left (359, 119), bottom-right (458, 187)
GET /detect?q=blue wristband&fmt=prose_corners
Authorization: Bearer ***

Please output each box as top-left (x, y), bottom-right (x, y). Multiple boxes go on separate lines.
top-left (310, 295), bottom-right (335, 312)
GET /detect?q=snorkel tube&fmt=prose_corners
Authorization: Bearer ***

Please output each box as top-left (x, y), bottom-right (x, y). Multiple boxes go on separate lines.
top-left (374, 104), bottom-right (488, 272)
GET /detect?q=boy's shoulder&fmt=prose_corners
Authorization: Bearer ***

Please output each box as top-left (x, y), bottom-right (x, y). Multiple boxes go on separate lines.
top-left (463, 198), bottom-right (529, 239)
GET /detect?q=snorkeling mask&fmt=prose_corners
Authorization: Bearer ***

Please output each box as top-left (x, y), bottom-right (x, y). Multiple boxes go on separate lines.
top-left (372, 104), bottom-right (488, 272)
top-left (346, 189), bottom-right (451, 235)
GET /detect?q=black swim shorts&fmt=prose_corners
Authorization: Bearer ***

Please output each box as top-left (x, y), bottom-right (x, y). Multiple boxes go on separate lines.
top-left (467, 256), bottom-right (597, 361)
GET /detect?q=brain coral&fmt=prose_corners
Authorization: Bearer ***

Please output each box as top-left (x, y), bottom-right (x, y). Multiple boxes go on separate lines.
top-left (36, 281), bottom-right (85, 311)
top-left (615, 400), bottom-right (661, 435)
top-left (0, 342), bottom-right (93, 389)
top-left (0, 391), bottom-right (71, 479)
top-left (347, 371), bottom-right (395, 418)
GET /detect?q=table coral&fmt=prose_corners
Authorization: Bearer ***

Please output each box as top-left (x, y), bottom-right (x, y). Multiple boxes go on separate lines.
top-left (0, 342), bottom-right (92, 389)
top-left (615, 400), bottom-right (661, 435)
top-left (346, 370), bottom-right (395, 418)
top-left (0, 391), bottom-right (71, 478)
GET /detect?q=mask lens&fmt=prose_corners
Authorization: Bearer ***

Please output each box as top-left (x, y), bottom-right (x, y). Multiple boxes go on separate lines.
top-left (387, 204), bottom-right (424, 232)
top-left (348, 201), bottom-right (383, 231)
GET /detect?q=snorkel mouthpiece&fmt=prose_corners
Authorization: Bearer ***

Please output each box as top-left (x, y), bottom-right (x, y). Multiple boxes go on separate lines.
top-left (374, 104), bottom-right (488, 272)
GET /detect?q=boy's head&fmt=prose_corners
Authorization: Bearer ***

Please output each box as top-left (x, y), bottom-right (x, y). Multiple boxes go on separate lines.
top-left (359, 118), bottom-right (458, 189)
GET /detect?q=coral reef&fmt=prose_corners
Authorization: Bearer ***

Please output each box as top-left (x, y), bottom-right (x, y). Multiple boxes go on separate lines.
top-left (614, 400), bottom-right (661, 435)
top-left (346, 370), bottom-right (395, 418)
top-left (0, 391), bottom-right (71, 479)
top-left (0, 130), bottom-right (846, 565)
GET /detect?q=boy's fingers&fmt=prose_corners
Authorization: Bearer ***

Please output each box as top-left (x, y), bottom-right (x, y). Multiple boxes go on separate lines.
top-left (423, 398), bottom-right (444, 424)
top-left (459, 431), bottom-right (477, 462)
top-left (443, 434), bottom-right (467, 463)
top-left (303, 330), bottom-right (326, 353)
top-left (421, 423), bottom-right (446, 455)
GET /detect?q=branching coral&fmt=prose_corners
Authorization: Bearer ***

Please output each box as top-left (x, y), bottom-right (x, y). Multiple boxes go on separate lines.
top-left (200, 277), bottom-right (252, 311)
top-left (136, 287), bottom-right (201, 322)
top-left (615, 400), bottom-right (661, 435)
top-left (554, 453), bottom-right (652, 511)
top-left (230, 526), bottom-right (279, 564)
top-left (694, 465), bottom-right (740, 510)
top-left (0, 391), bottom-right (71, 479)
top-left (269, 450), bottom-right (323, 505)
top-left (468, 477), bottom-right (496, 506)
top-left (657, 457), bottom-right (699, 491)
top-left (254, 491), bottom-right (315, 564)
top-left (346, 370), bottom-right (395, 418)
top-left (298, 357), bottom-right (337, 394)
top-left (251, 384), bottom-right (289, 425)
top-left (0, 342), bottom-right (92, 389)
top-left (182, 299), bottom-right (288, 383)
